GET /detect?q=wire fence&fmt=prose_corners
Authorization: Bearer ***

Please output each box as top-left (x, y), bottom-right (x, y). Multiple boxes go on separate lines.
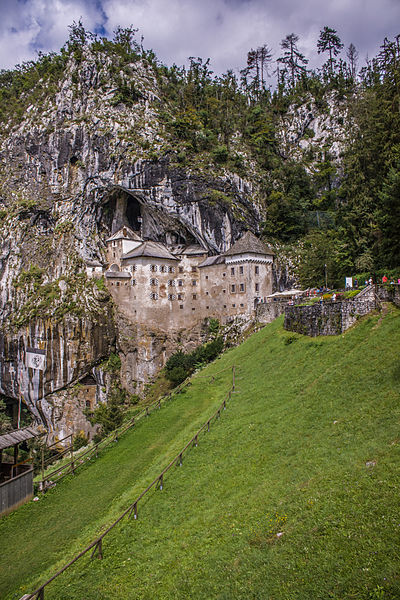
top-left (37, 378), bottom-right (191, 490)
top-left (21, 366), bottom-right (236, 600)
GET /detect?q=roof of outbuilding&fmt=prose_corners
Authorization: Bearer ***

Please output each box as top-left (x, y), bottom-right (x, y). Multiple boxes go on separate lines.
top-left (224, 231), bottom-right (275, 257)
top-left (0, 426), bottom-right (41, 451)
top-left (106, 227), bottom-right (142, 243)
top-left (122, 241), bottom-right (178, 261)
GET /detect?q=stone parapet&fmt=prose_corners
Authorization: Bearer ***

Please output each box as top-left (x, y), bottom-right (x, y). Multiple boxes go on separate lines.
top-left (284, 297), bottom-right (377, 337)
top-left (256, 300), bottom-right (289, 324)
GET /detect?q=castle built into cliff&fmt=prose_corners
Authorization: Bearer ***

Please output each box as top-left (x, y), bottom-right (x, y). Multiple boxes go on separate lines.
top-left (103, 227), bottom-right (274, 329)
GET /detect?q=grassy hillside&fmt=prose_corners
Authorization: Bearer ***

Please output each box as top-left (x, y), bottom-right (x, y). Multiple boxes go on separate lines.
top-left (2, 307), bottom-right (400, 599)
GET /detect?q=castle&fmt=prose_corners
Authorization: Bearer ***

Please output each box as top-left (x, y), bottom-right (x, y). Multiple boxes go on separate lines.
top-left (103, 227), bottom-right (274, 330)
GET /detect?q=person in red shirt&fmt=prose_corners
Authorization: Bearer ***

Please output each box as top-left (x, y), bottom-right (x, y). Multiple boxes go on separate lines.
top-left (382, 275), bottom-right (388, 283)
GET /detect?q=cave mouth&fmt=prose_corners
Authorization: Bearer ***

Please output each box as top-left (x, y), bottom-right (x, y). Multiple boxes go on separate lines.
top-left (125, 196), bottom-right (141, 232)
top-left (102, 189), bottom-right (143, 235)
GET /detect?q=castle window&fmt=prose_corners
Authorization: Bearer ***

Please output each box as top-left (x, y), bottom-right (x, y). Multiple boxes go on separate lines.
top-left (131, 279), bottom-right (136, 286)
top-left (223, 289), bottom-right (226, 293)
top-left (223, 273), bottom-right (226, 277)
top-left (206, 291), bottom-right (209, 295)
top-left (178, 280), bottom-right (183, 287)
top-left (180, 304), bottom-right (184, 309)
top-left (192, 308), bottom-right (195, 311)
top-left (179, 266), bottom-right (184, 273)
top-left (255, 266), bottom-right (259, 275)
top-left (239, 266), bottom-right (244, 275)
top-left (160, 265), bottom-right (167, 273)
top-left (231, 267), bottom-right (235, 276)
top-left (192, 294), bottom-right (197, 300)
top-left (206, 305), bottom-right (209, 309)
top-left (232, 304), bottom-right (236, 307)
top-left (223, 304), bottom-right (226, 308)
top-left (205, 275), bottom-right (208, 280)
top-left (177, 293), bottom-right (183, 300)
top-left (86, 400), bottom-right (91, 408)
top-left (192, 266), bottom-right (197, 272)
top-left (150, 278), bottom-right (158, 286)
top-left (130, 265), bottom-right (137, 272)
top-left (168, 294), bottom-right (176, 301)
top-left (231, 284), bottom-right (236, 293)
top-left (150, 264), bottom-right (157, 272)
top-left (113, 241), bottom-right (116, 247)
top-left (240, 283), bottom-right (245, 292)
top-left (255, 283), bottom-right (259, 292)
top-left (169, 266), bottom-right (175, 273)
top-left (168, 279), bottom-right (176, 287)
top-left (113, 252), bottom-right (116, 258)
top-left (150, 292), bottom-right (158, 300)
top-left (116, 282), bottom-right (120, 287)
top-left (240, 303), bottom-right (244, 307)
top-left (191, 280), bottom-right (197, 286)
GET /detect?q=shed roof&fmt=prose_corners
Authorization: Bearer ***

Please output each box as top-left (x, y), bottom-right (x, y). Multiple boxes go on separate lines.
top-left (224, 231), bottom-right (275, 257)
top-left (122, 241), bottom-right (178, 261)
top-left (0, 426), bottom-right (41, 451)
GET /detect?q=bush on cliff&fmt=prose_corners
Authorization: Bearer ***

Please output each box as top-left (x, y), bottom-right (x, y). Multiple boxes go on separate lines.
top-left (165, 337), bottom-right (224, 385)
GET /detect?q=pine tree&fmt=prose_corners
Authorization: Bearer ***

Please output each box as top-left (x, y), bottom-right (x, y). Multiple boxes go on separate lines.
top-left (317, 26), bottom-right (344, 77)
top-left (279, 33), bottom-right (308, 88)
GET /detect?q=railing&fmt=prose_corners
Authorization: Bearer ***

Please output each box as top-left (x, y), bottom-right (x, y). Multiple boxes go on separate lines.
top-left (21, 366), bottom-right (236, 600)
top-left (38, 378), bottom-right (191, 489)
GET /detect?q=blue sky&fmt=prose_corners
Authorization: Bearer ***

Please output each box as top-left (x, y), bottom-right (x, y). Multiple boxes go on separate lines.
top-left (0, 0), bottom-right (399, 77)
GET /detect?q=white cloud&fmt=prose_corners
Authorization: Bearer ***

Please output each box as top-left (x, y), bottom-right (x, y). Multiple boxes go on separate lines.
top-left (0, 0), bottom-right (399, 76)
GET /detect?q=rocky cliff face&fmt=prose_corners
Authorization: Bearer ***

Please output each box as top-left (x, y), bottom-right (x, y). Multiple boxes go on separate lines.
top-left (0, 42), bottom-right (350, 439)
top-left (0, 47), bottom-right (263, 438)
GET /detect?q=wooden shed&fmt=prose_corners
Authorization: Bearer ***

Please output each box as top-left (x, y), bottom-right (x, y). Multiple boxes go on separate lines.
top-left (0, 426), bottom-right (40, 517)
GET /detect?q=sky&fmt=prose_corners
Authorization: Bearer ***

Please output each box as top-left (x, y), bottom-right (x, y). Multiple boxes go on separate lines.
top-left (0, 0), bottom-right (399, 79)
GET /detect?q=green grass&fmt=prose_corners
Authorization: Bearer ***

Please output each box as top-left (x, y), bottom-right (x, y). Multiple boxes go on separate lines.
top-left (2, 308), bottom-right (400, 599)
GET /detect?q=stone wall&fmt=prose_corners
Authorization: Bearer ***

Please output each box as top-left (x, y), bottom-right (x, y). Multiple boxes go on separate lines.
top-left (256, 300), bottom-right (289, 324)
top-left (284, 297), bottom-right (377, 337)
top-left (376, 284), bottom-right (400, 307)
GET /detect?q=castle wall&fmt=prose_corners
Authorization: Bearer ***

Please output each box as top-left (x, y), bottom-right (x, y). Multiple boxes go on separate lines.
top-left (106, 253), bottom-right (273, 332)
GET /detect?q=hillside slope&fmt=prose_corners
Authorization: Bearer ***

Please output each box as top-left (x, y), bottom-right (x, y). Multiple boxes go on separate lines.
top-left (2, 307), bottom-right (400, 599)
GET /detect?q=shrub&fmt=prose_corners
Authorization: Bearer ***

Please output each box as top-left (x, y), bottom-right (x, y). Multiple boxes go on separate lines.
top-left (164, 338), bottom-right (224, 385)
top-left (73, 431), bottom-right (88, 451)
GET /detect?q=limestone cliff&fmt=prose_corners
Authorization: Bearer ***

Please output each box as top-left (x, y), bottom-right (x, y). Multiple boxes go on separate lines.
top-left (0, 46), bottom-right (262, 438)
top-left (0, 39), bottom-right (350, 439)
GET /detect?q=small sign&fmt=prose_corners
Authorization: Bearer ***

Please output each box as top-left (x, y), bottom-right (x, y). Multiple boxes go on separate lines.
top-left (26, 347), bottom-right (46, 371)
top-left (345, 277), bottom-right (353, 289)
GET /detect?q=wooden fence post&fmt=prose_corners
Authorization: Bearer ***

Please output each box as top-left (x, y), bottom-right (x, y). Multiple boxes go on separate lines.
top-left (159, 474), bottom-right (163, 490)
top-left (207, 420), bottom-right (210, 432)
top-left (232, 365), bottom-right (235, 390)
top-left (70, 438), bottom-right (74, 474)
top-left (146, 407), bottom-right (149, 417)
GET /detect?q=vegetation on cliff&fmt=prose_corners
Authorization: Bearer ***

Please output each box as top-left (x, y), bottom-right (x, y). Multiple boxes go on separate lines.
top-left (1, 22), bottom-right (399, 288)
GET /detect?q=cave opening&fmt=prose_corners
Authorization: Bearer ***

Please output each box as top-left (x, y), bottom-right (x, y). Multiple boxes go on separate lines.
top-left (125, 196), bottom-right (141, 232)
top-left (102, 189), bottom-right (143, 235)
